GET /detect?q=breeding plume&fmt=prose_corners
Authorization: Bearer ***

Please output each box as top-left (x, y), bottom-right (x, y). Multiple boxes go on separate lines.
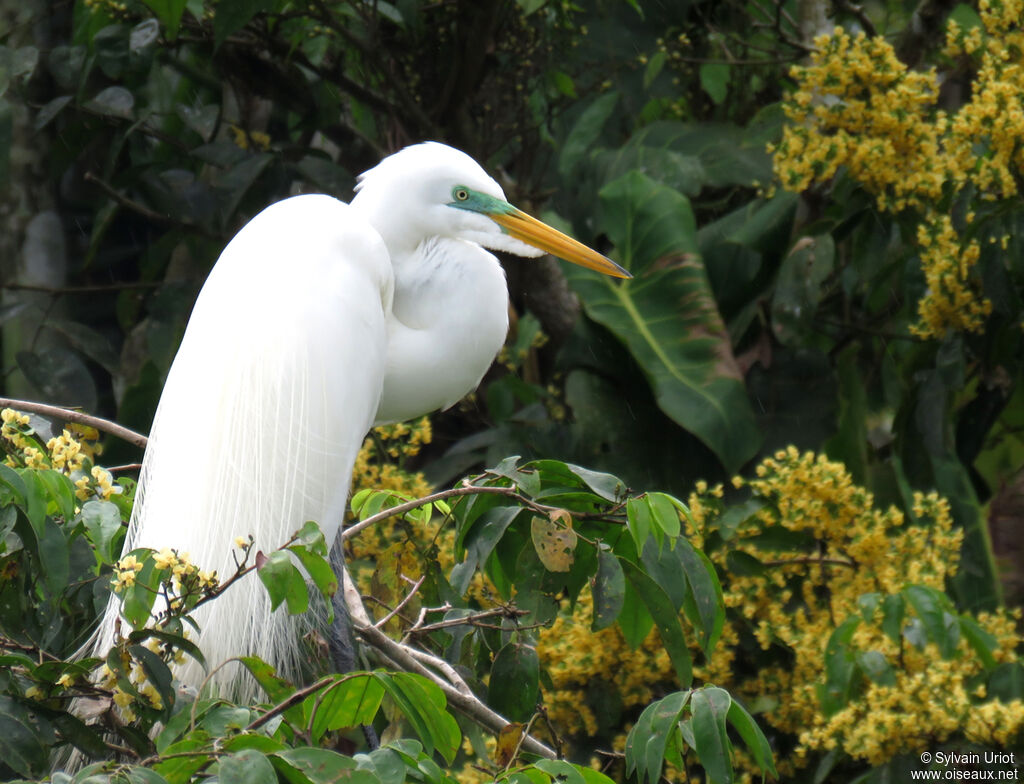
top-left (94, 142), bottom-right (629, 701)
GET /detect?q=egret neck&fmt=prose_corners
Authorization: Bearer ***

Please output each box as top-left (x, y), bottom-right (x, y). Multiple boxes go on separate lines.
top-left (371, 233), bottom-right (508, 425)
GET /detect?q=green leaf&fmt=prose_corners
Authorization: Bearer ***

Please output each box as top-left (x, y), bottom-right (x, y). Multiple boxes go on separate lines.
top-left (126, 766), bottom-right (173, 784)
top-left (597, 171), bottom-right (697, 273)
top-left (257, 550), bottom-right (309, 614)
top-left (82, 499), bottom-right (124, 564)
top-left (451, 505), bottom-right (520, 594)
top-left (591, 547), bottom-right (625, 630)
top-left (121, 551), bottom-right (163, 629)
top-left (855, 650), bottom-right (896, 686)
top-left (626, 497), bottom-right (652, 553)
top-left (287, 543), bottom-right (337, 610)
top-left (676, 540), bottom-right (725, 657)
top-left (699, 64), bottom-right (729, 105)
top-left (0, 463), bottom-right (27, 504)
top-left (644, 51), bottom-right (667, 90)
top-left (534, 760), bottom-right (586, 784)
top-left (37, 515), bottom-right (70, 597)
top-left (821, 616), bottom-right (860, 715)
top-left (903, 585), bottom-right (959, 658)
top-left (881, 593), bottom-right (904, 643)
top-left (378, 673), bottom-right (460, 763)
top-left (489, 643), bottom-right (540, 722)
top-left (141, 0), bottom-right (189, 39)
top-left (36, 470), bottom-right (77, 523)
top-left (621, 559), bottom-right (692, 685)
top-left (564, 464), bottom-right (626, 502)
top-left (625, 691), bottom-right (689, 784)
top-left (0, 697), bottom-right (50, 777)
top-left (306, 673), bottom-right (385, 743)
top-left (220, 748), bottom-right (278, 784)
top-left (726, 698), bottom-right (777, 779)
top-left (559, 92), bottom-right (619, 177)
top-left (690, 687), bottom-right (733, 784)
top-left (771, 235), bottom-right (835, 345)
top-left (153, 733), bottom-right (212, 782)
top-left (618, 577), bottom-right (654, 647)
top-left (647, 493), bottom-right (681, 538)
top-left (19, 470), bottom-right (47, 538)
top-left (128, 644), bottom-right (175, 712)
top-left (567, 172), bottom-right (761, 472)
top-left (271, 747), bottom-right (363, 784)
top-left (213, 0), bottom-right (279, 47)
top-left (86, 85), bottom-right (134, 118)
top-left (988, 662), bottom-right (1024, 700)
top-left (129, 628), bottom-right (206, 670)
top-left (237, 656), bottom-right (295, 703)
top-left (949, 2), bottom-right (983, 29)
top-left (959, 615), bottom-right (998, 670)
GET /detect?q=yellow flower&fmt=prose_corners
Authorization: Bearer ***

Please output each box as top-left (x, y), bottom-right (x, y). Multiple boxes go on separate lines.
top-left (153, 548), bottom-right (178, 570)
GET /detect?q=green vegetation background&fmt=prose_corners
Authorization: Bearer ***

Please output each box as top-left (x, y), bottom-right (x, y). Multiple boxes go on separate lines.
top-left (1, 0), bottom-right (1023, 782)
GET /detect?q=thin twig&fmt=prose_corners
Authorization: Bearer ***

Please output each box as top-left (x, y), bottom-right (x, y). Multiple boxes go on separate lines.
top-left (0, 397), bottom-right (148, 449)
top-left (83, 172), bottom-right (220, 239)
top-left (406, 607), bottom-right (528, 636)
top-left (374, 574), bottom-right (425, 630)
top-left (760, 556), bottom-right (856, 569)
top-left (344, 481), bottom-right (622, 541)
top-left (1, 281), bottom-right (160, 295)
top-left (247, 674), bottom-right (337, 731)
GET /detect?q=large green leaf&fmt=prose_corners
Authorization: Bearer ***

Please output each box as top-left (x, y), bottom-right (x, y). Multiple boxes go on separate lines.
top-left (624, 690), bottom-right (690, 784)
top-left (620, 558), bottom-right (692, 685)
top-left (566, 171), bottom-right (760, 472)
top-left (591, 547), bottom-right (625, 630)
top-left (689, 687), bottom-right (733, 784)
top-left (488, 643), bottom-right (540, 722)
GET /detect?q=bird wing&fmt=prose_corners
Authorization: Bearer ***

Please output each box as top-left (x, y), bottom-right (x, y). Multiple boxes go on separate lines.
top-left (99, 195), bottom-right (393, 699)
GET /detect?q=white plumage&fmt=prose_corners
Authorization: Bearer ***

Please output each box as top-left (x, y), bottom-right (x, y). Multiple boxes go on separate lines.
top-left (93, 142), bottom-right (628, 702)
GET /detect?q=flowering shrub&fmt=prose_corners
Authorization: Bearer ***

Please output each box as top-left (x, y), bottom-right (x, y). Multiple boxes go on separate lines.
top-left (772, 3), bottom-right (1024, 338)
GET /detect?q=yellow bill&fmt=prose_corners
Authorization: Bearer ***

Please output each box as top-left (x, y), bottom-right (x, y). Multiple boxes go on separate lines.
top-left (489, 208), bottom-right (632, 279)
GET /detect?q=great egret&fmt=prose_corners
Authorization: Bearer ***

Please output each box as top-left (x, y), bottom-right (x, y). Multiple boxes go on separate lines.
top-left (93, 142), bottom-right (629, 703)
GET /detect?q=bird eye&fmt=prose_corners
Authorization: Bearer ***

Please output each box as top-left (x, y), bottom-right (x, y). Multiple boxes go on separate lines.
top-left (453, 187), bottom-right (470, 201)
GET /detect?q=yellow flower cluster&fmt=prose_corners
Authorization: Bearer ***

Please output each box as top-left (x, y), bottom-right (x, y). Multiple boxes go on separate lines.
top-left (945, 1), bottom-right (1024, 198)
top-left (771, 14), bottom-right (1024, 338)
top-left (911, 213), bottom-right (992, 336)
top-left (347, 417), bottom-right (500, 608)
top-left (364, 416), bottom-right (433, 461)
top-left (1, 409), bottom-right (44, 468)
top-left (46, 429), bottom-right (87, 473)
top-left (774, 29), bottom-right (946, 213)
top-left (112, 553), bottom-right (144, 591)
top-left (1, 408), bottom-right (116, 500)
top-left (112, 548), bottom-right (218, 605)
top-left (229, 125), bottom-right (272, 151)
top-left (348, 416), bottom-right (436, 589)
top-left (686, 448), bottom-right (1024, 772)
top-left (97, 635), bottom-right (188, 721)
top-left (535, 589), bottom-right (736, 741)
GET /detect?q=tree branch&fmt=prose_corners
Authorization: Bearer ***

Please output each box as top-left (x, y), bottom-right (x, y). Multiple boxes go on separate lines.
top-left (338, 561), bottom-right (556, 759)
top-left (0, 397), bottom-right (148, 449)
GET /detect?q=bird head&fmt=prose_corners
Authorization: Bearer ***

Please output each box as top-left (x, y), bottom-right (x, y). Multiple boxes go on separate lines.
top-left (352, 142), bottom-right (630, 279)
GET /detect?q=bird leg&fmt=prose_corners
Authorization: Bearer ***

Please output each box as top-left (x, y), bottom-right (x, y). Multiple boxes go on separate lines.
top-left (327, 541), bottom-right (379, 749)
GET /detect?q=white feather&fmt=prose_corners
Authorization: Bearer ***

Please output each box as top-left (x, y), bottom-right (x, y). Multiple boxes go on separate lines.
top-left (94, 195), bottom-right (392, 701)
top-left (90, 142), bottom-right (616, 705)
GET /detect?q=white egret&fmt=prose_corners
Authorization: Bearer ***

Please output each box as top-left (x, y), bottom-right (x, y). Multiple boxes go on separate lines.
top-left (93, 142), bottom-right (629, 703)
